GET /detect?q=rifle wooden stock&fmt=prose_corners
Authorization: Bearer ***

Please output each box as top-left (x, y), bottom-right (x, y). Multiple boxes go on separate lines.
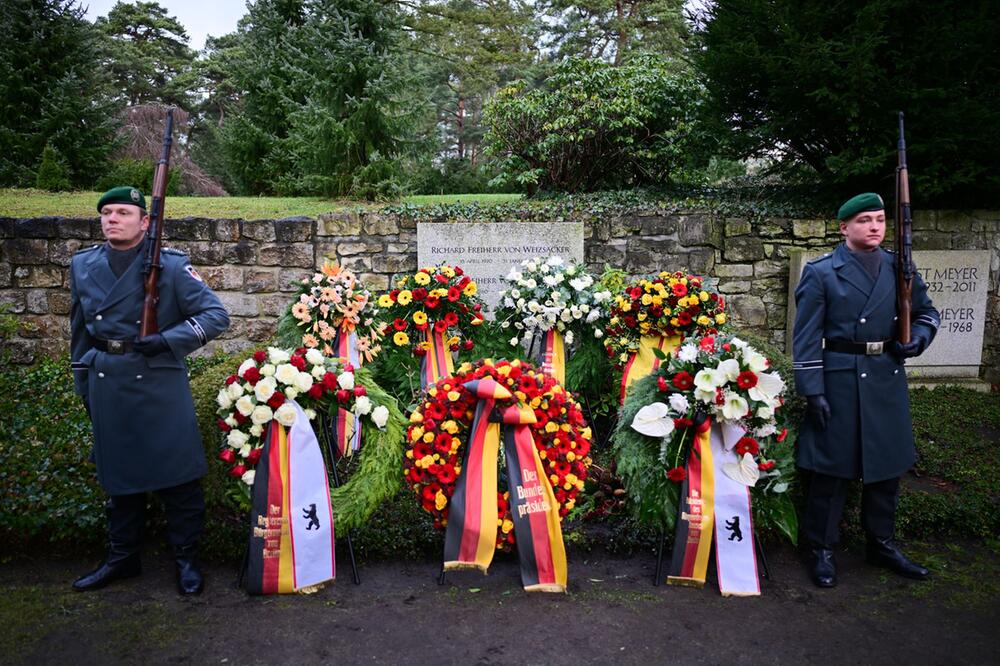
top-left (139, 109), bottom-right (175, 338)
top-left (895, 111), bottom-right (913, 345)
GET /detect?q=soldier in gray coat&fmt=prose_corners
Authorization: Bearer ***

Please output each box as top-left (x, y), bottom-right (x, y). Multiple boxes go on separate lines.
top-left (793, 192), bottom-right (939, 588)
top-left (69, 187), bottom-right (230, 595)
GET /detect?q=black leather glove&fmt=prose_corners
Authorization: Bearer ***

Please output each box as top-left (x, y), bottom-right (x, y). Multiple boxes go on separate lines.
top-left (889, 335), bottom-right (927, 360)
top-left (807, 395), bottom-right (831, 431)
top-left (134, 333), bottom-right (170, 357)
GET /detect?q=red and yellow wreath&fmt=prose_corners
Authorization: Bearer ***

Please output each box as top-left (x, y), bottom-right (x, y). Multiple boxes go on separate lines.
top-left (403, 359), bottom-right (593, 551)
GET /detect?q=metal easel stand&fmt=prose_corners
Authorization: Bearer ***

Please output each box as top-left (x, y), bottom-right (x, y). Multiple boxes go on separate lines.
top-left (320, 412), bottom-right (362, 585)
top-left (652, 529), bottom-right (772, 586)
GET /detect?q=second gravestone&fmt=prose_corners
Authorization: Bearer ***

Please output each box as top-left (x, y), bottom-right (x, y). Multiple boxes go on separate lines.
top-left (416, 222), bottom-right (585, 313)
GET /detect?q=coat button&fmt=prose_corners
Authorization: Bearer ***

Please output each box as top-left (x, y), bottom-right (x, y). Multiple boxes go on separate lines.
top-left (136, 374), bottom-right (143, 380)
top-left (98, 372), bottom-right (105, 378)
top-left (860, 318), bottom-right (867, 324)
top-left (860, 372), bottom-right (868, 378)
top-left (95, 314), bottom-right (103, 321)
top-left (894, 369), bottom-right (899, 375)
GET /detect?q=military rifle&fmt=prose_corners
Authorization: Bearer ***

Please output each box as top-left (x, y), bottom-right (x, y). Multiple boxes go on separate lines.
top-left (139, 108), bottom-right (175, 337)
top-left (895, 112), bottom-right (914, 345)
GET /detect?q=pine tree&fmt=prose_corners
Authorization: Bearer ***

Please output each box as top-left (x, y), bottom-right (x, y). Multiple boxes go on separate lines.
top-left (35, 143), bottom-right (73, 191)
top-left (0, 0), bottom-right (120, 188)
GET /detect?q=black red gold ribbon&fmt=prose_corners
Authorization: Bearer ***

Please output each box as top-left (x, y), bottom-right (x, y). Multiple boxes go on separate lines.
top-left (420, 328), bottom-right (455, 389)
top-left (619, 334), bottom-right (679, 405)
top-left (666, 418), bottom-right (715, 587)
top-left (443, 378), bottom-right (567, 592)
top-left (541, 329), bottom-right (566, 385)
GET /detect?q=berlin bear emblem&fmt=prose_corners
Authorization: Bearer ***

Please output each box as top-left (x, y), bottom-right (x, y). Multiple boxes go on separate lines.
top-left (725, 515), bottom-right (743, 542)
top-left (302, 503), bottom-right (320, 531)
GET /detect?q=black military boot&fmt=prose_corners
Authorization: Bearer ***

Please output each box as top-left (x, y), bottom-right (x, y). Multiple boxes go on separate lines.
top-left (866, 538), bottom-right (930, 580)
top-left (809, 548), bottom-right (837, 588)
top-left (175, 545), bottom-right (204, 596)
top-left (72, 548), bottom-right (141, 591)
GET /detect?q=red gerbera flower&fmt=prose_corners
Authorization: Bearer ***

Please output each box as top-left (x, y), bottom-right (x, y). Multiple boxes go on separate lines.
top-left (435, 274), bottom-right (450, 284)
top-left (672, 371), bottom-right (694, 390)
top-left (677, 311), bottom-right (692, 326)
top-left (444, 311), bottom-right (459, 326)
top-left (699, 336), bottom-right (716, 352)
top-left (757, 460), bottom-right (776, 471)
top-left (629, 286), bottom-right (643, 299)
top-left (735, 436), bottom-right (760, 457)
top-left (412, 287), bottom-right (427, 301)
top-left (667, 466), bottom-right (686, 482)
top-left (737, 370), bottom-right (758, 389)
top-left (434, 320), bottom-right (448, 334)
top-left (425, 296), bottom-right (440, 309)
top-left (672, 282), bottom-right (687, 297)
top-left (776, 428), bottom-right (789, 442)
top-left (447, 286), bottom-right (461, 302)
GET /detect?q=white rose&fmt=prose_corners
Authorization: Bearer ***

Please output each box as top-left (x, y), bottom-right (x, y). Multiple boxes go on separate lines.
top-left (275, 363), bottom-right (298, 385)
top-left (268, 347), bottom-right (290, 364)
top-left (254, 376), bottom-right (277, 402)
top-left (586, 309), bottom-right (600, 323)
top-left (241, 470), bottom-right (256, 486)
top-left (594, 290), bottom-right (612, 303)
top-left (354, 395), bottom-right (373, 415)
top-left (285, 387), bottom-right (299, 400)
top-left (756, 405), bottom-right (774, 419)
top-left (224, 416), bottom-right (238, 428)
top-left (251, 405), bottom-right (274, 425)
top-left (216, 389), bottom-right (233, 410)
top-left (560, 309), bottom-right (573, 322)
top-left (260, 363), bottom-right (276, 377)
top-left (337, 372), bottom-right (355, 391)
top-left (237, 359), bottom-right (256, 377)
top-left (510, 289), bottom-right (521, 299)
top-left (305, 348), bottom-right (325, 366)
top-left (293, 371), bottom-right (314, 392)
top-left (311, 364), bottom-right (326, 379)
top-left (594, 329), bottom-right (604, 339)
top-left (510, 336), bottom-right (520, 346)
top-left (235, 395), bottom-right (255, 417)
top-left (274, 402), bottom-right (297, 427)
top-left (227, 382), bottom-right (245, 399)
top-left (569, 277), bottom-right (589, 291)
top-left (227, 429), bottom-right (249, 449)
top-left (304, 408), bottom-right (317, 420)
top-left (371, 405), bottom-right (389, 429)
top-left (249, 424), bottom-right (263, 437)
top-left (239, 443), bottom-right (251, 457)
top-left (540, 263), bottom-right (550, 273)
top-left (564, 330), bottom-right (574, 346)
top-left (524, 278), bottom-right (537, 289)
top-left (669, 393), bottom-right (690, 414)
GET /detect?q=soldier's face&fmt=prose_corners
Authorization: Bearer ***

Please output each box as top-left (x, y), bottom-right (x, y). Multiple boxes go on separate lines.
top-left (840, 210), bottom-right (885, 251)
top-left (100, 204), bottom-right (149, 250)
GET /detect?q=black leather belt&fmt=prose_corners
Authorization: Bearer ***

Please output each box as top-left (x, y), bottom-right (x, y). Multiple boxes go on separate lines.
top-left (94, 338), bottom-right (135, 354)
top-left (824, 339), bottom-right (888, 355)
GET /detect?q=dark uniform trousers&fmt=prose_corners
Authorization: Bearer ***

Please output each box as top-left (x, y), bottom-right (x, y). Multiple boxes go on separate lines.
top-left (108, 479), bottom-right (205, 554)
top-left (804, 473), bottom-right (898, 548)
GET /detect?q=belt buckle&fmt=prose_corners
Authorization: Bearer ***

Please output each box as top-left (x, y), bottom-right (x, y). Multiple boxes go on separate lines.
top-left (107, 339), bottom-right (124, 354)
top-left (866, 341), bottom-right (884, 355)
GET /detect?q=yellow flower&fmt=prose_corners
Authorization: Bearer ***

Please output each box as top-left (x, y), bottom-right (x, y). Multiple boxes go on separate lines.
top-left (442, 420), bottom-right (459, 434)
top-left (637, 313), bottom-right (647, 322)
top-left (397, 290), bottom-right (413, 306)
top-left (501, 519), bottom-right (514, 534)
top-left (463, 281), bottom-right (477, 297)
top-left (640, 293), bottom-right (653, 306)
top-left (423, 432), bottom-right (434, 443)
top-left (435, 491), bottom-right (447, 511)
top-left (410, 426), bottom-right (424, 442)
top-left (610, 316), bottom-right (619, 326)
top-left (715, 313), bottom-right (727, 325)
top-left (377, 294), bottom-right (393, 308)
top-left (697, 315), bottom-right (711, 326)
top-left (440, 265), bottom-right (456, 278)
top-left (393, 331), bottom-right (410, 346)
top-left (650, 295), bottom-right (663, 306)
top-left (670, 318), bottom-right (680, 327)
top-left (620, 302), bottom-right (631, 313)
top-left (412, 311), bottom-right (428, 325)
top-left (413, 271), bottom-right (431, 286)
top-left (447, 390), bottom-right (461, 402)
top-left (700, 291), bottom-right (709, 302)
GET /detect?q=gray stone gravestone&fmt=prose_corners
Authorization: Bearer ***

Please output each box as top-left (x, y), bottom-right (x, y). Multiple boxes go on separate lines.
top-left (786, 249), bottom-right (991, 388)
top-left (417, 222), bottom-right (585, 313)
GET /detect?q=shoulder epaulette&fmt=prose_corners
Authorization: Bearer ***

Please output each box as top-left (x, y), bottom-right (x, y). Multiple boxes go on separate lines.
top-left (73, 244), bottom-right (102, 255)
top-left (161, 247), bottom-right (187, 256)
top-left (807, 252), bottom-right (832, 264)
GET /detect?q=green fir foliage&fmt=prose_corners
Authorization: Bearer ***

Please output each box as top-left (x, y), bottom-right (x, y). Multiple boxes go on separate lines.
top-left (34, 143), bottom-right (72, 192)
top-left (0, 0), bottom-right (119, 188)
top-left (697, 0), bottom-right (1000, 207)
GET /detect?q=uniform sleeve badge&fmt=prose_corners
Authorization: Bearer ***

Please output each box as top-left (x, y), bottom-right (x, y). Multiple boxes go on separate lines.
top-left (185, 265), bottom-right (204, 282)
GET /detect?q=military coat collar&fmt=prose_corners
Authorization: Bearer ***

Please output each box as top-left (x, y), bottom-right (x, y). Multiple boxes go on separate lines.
top-left (80, 242), bottom-right (146, 311)
top-left (830, 243), bottom-right (895, 318)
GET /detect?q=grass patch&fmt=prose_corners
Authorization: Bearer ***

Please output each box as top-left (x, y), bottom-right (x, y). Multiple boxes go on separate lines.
top-left (0, 188), bottom-right (522, 219)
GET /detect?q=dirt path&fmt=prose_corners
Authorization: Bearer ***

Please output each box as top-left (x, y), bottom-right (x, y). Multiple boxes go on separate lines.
top-left (4, 541), bottom-right (997, 665)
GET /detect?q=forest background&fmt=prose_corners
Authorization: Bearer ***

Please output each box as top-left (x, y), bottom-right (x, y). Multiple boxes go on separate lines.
top-left (1, 0), bottom-right (998, 208)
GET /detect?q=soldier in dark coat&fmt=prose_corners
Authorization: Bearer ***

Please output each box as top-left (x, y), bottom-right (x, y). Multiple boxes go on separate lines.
top-left (792, 192), bottom-right (939, 588)
top-left (69, 187), bottom-right (230, 595)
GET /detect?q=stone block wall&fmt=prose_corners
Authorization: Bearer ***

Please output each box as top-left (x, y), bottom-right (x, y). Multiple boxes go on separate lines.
top-left (3, 209), bottom-right (999, 384)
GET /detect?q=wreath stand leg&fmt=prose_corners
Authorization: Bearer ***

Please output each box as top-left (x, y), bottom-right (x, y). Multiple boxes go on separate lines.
top-left (653, 531), bottom-right (667, 586)
top-left (237, 516), bottom-right (250, 590)
top-left (755, 530), bottom-right (771, 580)
top-left (438, 565), bottom-right (446, 585)
top-left (320, 414), bottom-right (361, 585)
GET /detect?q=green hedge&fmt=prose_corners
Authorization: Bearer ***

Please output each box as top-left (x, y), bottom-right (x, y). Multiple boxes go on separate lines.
top-left (2, 355), bottom-right (997, 560)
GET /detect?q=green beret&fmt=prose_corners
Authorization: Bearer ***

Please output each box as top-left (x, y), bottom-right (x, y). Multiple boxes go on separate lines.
top-left (837, 192), bottom-right (884, 221)
top-left (97, 186), bottom-right (146, 212)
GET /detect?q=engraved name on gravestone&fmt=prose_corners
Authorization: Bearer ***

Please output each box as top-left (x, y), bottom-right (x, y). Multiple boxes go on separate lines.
top-left (786, 250), bottom-right (991, 379)
top-left (417, 222), bottom-right (585, 312)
